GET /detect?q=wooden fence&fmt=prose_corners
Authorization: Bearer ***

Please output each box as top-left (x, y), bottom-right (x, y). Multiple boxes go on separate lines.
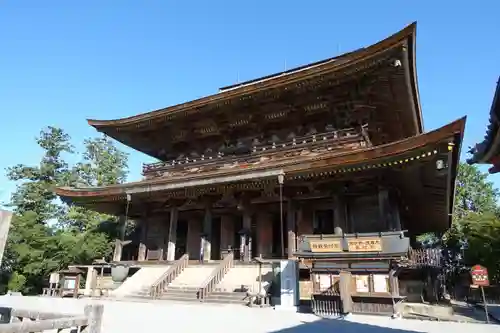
top-left (0, 304), bottom-right (103, 333)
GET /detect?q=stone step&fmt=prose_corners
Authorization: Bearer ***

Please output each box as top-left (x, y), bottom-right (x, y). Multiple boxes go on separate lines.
top-left (160, 293), bottom-right (199, 301)
top-left (128, 291), bottom-right (249, 306)
top-left (165, 290), bottom-right (198, 298)
top-left (111, 266), bottom-right (171, 297)
top-left (207, 291), bottom-right (247, 299)
top-left (169, 265), bottom-right (217, 288)
top-left (202, 298), bottom-right (248, 305)
top-left (216, 265), bottom-right (274, 293)
top-left (167, 285), bottom-right (199, 293)
top-left (204, 292), bottom-right (248, 305)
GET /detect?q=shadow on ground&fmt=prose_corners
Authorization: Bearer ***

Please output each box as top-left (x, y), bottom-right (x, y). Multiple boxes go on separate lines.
top-left (268, 317), bottom-right (418, 333)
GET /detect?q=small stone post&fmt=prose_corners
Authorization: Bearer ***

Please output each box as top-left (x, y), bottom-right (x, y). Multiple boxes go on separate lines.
top-left (84, 304), bottom-right (104, 333)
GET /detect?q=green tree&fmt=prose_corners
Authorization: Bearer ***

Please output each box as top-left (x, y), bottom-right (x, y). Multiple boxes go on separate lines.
top-left (443, 163), bottom-right (500, 282)
top-left (453, 163), bottom-right (499, 220)
top-left (6, 127), bottom-right (73, 223)
top-left (415, 163), bottom-right (500, 283)
top-left (1, 127), bottom-right (129, 294)
top-left (457, 212), bottom-right (500, 281)
top-left (73, 137), bottom-right (128, 187)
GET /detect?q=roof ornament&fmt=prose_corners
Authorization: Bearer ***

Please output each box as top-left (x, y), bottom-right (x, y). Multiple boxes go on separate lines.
top-left (392, 59), bottom-right (402, 67)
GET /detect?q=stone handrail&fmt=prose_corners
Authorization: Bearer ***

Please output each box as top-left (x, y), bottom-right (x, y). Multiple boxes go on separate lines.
top-left (149, 253), bottom-right (189, 298)
top-left (198, 252), bottom-right (234, 300)
top-left (0, 304), bottom-right (103, 333)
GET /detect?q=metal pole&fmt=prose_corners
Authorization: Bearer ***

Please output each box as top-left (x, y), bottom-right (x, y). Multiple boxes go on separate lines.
top-left (280, 183), bottom-right (285, 258)
top-left (481, 286), bottom-right (490, 324)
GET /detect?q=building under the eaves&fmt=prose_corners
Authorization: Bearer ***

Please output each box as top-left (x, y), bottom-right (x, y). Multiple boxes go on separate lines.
top-left (55, 22), bottom-right (466, 315)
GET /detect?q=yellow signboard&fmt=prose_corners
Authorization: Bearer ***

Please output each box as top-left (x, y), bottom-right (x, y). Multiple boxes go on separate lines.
top-left (309, 240), bottom-right (342, 253)
top-left (347, 238), bottom-right (382, 252)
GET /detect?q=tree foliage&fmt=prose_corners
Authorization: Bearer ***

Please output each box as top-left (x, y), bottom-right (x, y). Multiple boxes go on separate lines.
top-left (417, 162), bottom-right (500, 283)
top-left (0, 127), bottom-right (128, 294)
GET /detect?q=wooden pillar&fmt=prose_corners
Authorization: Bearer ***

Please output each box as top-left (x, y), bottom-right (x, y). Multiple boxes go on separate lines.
top-left (113, 216), bottom-right (126, 262)
top-left (167, 206), bottom-right (178, 261)
top-left (391, 195), bottom-right (402, 231)
top-left (84, 267), bottom-right (95, 296)
top-left (202, 204), bottom-right (212, 262)
top-left (287, 201), bottom-right (296, 259)
top-left (389, 269), bottom-right (400, 296)
top-left (257, 212), bottom-right (272, 257)
top-left (242, 208), bottom-right (252, 262)
top-left (378, 187), bottom-right (392, 230)
top-left (333, 194), bottom-right (347, 233)
top-left (339, 270), bottom-right (353, 314)
top-left (138, 217), bottom-right (148, 261)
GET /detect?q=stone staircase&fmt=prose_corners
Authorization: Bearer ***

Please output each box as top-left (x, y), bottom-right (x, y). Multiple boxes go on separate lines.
top-left (160, 264), bottom-right (219, 302)
top-left (203, 291), bottom-right (249, 305)
top-left (111, 266), bottom-right (171, 297)
top-left (203, 264), bottom-right (274, 305)
top-left (119, 257), bottom-right (275, 306)
top-left (217, 264), bottom-right (273, 293)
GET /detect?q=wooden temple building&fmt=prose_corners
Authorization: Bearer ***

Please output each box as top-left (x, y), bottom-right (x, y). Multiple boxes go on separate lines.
top-left (55, 22), bottom-right (466, 313)
top-left (468, 76), bottom-right (500, 172)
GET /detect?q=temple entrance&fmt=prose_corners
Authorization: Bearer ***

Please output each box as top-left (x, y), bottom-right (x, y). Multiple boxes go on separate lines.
top-left (250, 215), bottom-right (257, 259)
top-left (313, 209), bottom-right (335, 234)
top-left (211, 217), bottom-right (221, 260)
top-left (175, 219), bottom-right (188, 259)
top-left (233, 217), bottom-right (243, 259)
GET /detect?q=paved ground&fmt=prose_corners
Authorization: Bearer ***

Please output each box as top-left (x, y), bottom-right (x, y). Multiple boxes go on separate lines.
top-left (1, 296), bottom-right (500, 333)
top-left (479, 303), bottom-right (500, 322)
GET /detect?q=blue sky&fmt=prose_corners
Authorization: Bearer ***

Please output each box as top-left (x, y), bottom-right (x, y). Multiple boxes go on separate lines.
top-left (1, 1), bottom-right (500, 204)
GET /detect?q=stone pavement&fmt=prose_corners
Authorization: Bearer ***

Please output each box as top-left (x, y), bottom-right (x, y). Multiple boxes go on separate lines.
top-left (479, 303), bottom-right (500, 322)
top-left (1, 296), bottom-right (500, 333)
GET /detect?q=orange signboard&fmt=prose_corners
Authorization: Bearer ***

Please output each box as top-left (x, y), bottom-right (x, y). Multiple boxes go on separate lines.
top-left (347, 238), bottom-right (382, 252)
top-left (309, 240), bottom-right (342, 253)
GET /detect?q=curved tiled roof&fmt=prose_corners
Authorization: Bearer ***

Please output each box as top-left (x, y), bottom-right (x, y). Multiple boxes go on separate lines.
top-left (56, 117), bottom-right (465, 200)
top-left (467, 76), bottom-right (500, 172)
top-left (87, 22), bottom-right (422, 134)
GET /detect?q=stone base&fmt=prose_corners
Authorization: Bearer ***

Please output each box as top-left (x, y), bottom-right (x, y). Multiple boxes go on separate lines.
top-left (402, 302), bottom-right (453, 319)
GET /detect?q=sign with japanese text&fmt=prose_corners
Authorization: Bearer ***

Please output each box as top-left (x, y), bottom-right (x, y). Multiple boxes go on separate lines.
top-left (471, 264), bottom-right (489, 287)
top-left (309, 239), bottom-right (342, 253)
top-left (347, 238), bottom-right (382, 252)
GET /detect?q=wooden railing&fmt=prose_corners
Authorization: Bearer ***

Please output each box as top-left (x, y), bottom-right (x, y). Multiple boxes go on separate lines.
top-left (142, 125), bottom-right (369, 176)
top-left (198, 252), bottom-right (234, 300)
top-left (408, 248), bottom-right (442, 267)
top-left (0, 304), bottom-right (103, 333)
top-left (149, 253), bottom-right (189, 298)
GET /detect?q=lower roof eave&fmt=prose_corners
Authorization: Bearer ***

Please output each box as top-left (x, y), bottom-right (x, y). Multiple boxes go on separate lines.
top-left (55, 116), bottom-right (466, 201)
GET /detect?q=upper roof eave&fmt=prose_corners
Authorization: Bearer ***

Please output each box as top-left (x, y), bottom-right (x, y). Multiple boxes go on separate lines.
top-left (87, 22), bottom-right (421, 131)
top-left (468, 76), bottom-right (500, 165)
top-left (56, 116), bottom-right (465, 201)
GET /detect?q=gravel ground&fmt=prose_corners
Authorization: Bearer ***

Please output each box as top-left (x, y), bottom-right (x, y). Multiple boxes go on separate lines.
top-left (1, 296), bottom-right (500, 333)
